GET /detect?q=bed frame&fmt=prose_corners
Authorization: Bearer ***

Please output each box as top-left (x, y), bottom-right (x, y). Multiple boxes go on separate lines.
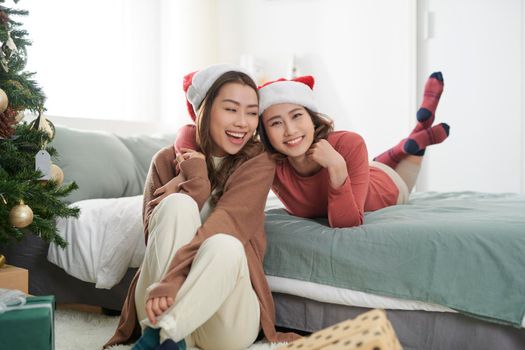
top-left (1, 234), bottom-right (135, 311)
top-left (273, 293), bottom-right (525, 350)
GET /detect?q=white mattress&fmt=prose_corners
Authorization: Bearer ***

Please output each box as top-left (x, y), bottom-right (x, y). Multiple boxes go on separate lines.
top-left (266, 275), bottom-right (525, 328)
top-left (48, 196), bottom-right (146, 289)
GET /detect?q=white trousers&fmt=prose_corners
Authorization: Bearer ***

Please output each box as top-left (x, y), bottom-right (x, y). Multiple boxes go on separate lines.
top-left (134, 193), bottom-right (260, 350)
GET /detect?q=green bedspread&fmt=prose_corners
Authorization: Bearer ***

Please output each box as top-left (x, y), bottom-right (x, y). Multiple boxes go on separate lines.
top-left (263, 191), bottom-right (525, 327)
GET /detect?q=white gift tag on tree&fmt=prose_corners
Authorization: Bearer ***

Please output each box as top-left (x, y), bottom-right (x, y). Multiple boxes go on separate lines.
top-left (35, 150), bottom-right (51, 180)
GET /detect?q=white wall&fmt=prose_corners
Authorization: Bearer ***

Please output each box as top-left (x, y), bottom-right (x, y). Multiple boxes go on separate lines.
top-left (157, 0), bottom-right (525, 194)
top-left (212, 0), bottom-right (416, 159)
top-left (159, 0), bottom-right (220, 128)
top-left (522, 1), bottom-right (525, 194)
top-left (418, 0), bottom-right (524, 193)
top-left (156, 0), bottom-right (415, 157)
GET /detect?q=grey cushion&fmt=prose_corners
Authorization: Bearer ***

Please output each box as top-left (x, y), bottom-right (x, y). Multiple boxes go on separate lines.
top-left (117, 133), bottom-right (176, 188)
top-left (51, 126), bottom-right (175, 203)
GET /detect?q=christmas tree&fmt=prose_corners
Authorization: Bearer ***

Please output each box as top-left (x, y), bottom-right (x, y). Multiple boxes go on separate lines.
top-left (0, 0), bottom-right (78, 248)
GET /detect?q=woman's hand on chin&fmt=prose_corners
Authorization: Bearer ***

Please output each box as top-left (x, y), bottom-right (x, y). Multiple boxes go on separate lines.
top-left (306, 139), bottom-right (345, 169)
top-left (306, 139), bottom-right (348, 188)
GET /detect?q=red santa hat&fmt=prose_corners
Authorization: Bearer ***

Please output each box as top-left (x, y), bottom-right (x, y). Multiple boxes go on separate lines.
top-left (258, 76), bottom-right (318, 115)
top-left (183, 63), bottom-right (254, 121)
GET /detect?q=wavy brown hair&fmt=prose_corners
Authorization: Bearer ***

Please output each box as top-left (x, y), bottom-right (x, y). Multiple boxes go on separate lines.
top-left (258, 106), bottom-right (334, 161)
top-left (195, 71), bottom-right (263, 205)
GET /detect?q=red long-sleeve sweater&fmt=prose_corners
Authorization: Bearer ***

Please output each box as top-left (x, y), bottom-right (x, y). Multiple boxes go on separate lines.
top-left (272, 131), bottom-right (399, 228)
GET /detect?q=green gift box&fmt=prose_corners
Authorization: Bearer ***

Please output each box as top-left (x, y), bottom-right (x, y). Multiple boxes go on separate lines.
top-left (0, 295), bottom-right (55, 350)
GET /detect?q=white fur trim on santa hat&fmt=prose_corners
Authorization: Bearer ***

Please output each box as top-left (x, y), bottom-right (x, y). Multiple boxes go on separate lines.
top-left (186, 63), bottom-right (254, 115)
top-left (258, 80), bottom-right (318, 115)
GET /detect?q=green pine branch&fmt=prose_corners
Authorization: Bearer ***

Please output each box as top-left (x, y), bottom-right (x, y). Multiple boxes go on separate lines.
top-left (0, 0), bottom-right (46, 112)
top-left (1, 74), bottom-right (45, 111)
top-left (1, 124), bottom-right (80, 247)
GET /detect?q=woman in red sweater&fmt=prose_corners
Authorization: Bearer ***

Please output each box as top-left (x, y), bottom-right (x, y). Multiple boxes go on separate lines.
top-left (106, 64), bottom-right (298, 350)
top-left (257, 73), bottom-right (450, 228)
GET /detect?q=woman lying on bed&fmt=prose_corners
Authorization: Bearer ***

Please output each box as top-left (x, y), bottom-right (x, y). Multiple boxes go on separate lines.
top-left (255, 73), bottom-right (450, 228)
top-left (105, 64), bottom-right (298, 350)
top-left (176, 72), bottom-right (450, 228)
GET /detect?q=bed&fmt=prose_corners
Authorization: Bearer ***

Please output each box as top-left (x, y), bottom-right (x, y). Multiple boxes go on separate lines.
top-left (4, 190), bottom-right (525, 348)
top-left (264, 191), bottom-right (525, 349)
top-left (2, 119), bottom-right (525, 348)
top-left (38, 189), bottom-right (525, 349)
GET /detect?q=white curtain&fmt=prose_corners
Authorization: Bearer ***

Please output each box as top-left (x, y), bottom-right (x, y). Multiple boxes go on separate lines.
top-left (21, 0), bottom-right (212, 127)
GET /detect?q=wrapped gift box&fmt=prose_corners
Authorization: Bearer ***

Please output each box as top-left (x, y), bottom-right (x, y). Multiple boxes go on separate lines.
top-left (0, 265), bottom-right (29, 293)
top-left (0, 295), bottom-right (55, 350)
top-left (278, 309), bottom-right (402, 350)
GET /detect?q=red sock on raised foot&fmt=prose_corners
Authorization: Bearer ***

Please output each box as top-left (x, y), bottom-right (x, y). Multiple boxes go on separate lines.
top-left (404, 123), bottom-right (450, 155)
top-left (373, 139), bottom-right (408, 169)
top-left (412, 72), bottom-right (444, 135)
top-left (373, 123), bottom-right (450, 168)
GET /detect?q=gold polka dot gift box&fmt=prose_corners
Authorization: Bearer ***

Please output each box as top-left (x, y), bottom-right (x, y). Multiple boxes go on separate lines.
top-left (277, 309), bottom-right (402, 350)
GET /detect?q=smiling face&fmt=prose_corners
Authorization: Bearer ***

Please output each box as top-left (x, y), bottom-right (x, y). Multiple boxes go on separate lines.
top-left (262, 103), bottom-right (315, 159)
top-left (208, 82), bottom-right (259, 157)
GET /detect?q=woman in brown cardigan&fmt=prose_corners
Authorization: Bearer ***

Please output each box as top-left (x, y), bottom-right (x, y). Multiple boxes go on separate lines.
top-left (104, 64), bottom-right (299, 350)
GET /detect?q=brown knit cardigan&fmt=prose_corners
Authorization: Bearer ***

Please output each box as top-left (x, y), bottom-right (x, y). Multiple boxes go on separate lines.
top-left (104, 145), bottom-right (299, 348)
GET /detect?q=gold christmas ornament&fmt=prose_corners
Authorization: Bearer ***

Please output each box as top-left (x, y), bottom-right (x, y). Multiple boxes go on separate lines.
top-left (29, 113), bottom-right (55, 138)
top-left (50, 164), bottom-right (64, 186)
top-left (9, 200), bottom-right (34, 228)
top-left (0, 88), bottom-right (8, 114)
top-left (0, 254), bottom-right (5, 268)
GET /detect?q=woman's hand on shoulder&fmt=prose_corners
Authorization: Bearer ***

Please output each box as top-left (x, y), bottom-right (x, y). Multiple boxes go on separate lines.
top-left (149, 171), bottom-right (187, 209)
top-left (145, 296), bottom-right (174, 325)
top-left (178, 147), bottom-right (205, 162)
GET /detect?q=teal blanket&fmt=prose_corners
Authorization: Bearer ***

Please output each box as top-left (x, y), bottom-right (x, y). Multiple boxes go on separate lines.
top-left (263, 191), bottom-right (525, 327)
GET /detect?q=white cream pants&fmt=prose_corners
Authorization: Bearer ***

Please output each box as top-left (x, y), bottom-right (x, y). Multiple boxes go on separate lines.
top-left (134, 193), bottom-right (260, 350)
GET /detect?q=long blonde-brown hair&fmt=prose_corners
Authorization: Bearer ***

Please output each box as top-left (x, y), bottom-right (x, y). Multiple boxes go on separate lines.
top-left (195, 71), bottom-right (263, 205)
top-left (258, 107), bottom-right (334, 161)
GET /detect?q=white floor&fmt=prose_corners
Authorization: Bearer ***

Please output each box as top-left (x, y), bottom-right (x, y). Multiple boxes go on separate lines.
top-left (55, 309), bottom-right (286, 350)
